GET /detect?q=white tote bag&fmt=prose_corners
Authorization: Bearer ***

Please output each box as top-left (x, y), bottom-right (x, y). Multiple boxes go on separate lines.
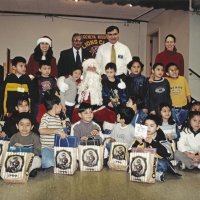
top-left (1, 152), bottom-right (34, 183)
top-left (54, 147), bottom-right (77, 175)
top-left (0, 139), bottom-right (10, 168)
top-left (129, 148), bottom-right (158, 183)
top-left (108, 142), bottom-right (129, 171)
top-left (78, 145), bottom-right (104, 172)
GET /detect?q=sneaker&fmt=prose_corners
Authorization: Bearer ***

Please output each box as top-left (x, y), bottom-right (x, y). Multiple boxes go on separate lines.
top-left (197, 164), bottom-right (200, 169)
top-left (29, 169), bottom-right (38, 177)
top-left (180, 163), bottom-right (186, 170)
top-left (156, 172), bottom-right (165, 182)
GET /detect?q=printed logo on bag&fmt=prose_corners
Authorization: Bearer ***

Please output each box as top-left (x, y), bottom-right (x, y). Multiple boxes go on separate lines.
top-left (131, 156), bottom-right (147, 178)
top-left (5, 155), bottom-right (24, 173)
top-left (56, 150), bottom-right (72, 170)
top-left (82, 148), bottom-right (99, 167)
top-left (112, 145), bottom-right (126, 160)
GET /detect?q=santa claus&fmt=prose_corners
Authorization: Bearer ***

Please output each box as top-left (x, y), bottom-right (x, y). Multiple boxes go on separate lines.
top-left (72, 58), bottom-right (116, 131)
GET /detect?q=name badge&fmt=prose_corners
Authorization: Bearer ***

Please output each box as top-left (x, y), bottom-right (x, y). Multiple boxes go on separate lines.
top-left (135, 123), bottom-right (147, 139)
top-left (17, 87), bottom-right (25, 93)
top-left (118, 55), bottom-right (123, 59)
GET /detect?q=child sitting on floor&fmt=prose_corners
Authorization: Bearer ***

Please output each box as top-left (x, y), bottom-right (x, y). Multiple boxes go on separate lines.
top-left (10, 112), bottom-right (41, 177)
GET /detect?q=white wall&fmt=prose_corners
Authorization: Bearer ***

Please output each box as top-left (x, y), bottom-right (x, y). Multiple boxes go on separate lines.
top-left (188, 12), bottom-right (200, 100)
top-left (0, 15), bottom-right (147, 68)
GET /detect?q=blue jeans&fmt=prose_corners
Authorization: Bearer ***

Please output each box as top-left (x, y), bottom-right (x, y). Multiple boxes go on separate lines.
top-left (172, 108), bottom-right (188, 126)
top-left (41, 147), bottom-right (55, 169)
top-left (157, 159), bottom-right (169, 173)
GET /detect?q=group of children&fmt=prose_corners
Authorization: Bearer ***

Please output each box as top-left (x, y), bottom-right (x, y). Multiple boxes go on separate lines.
top-left (0, 54), bottom-right (200, 182)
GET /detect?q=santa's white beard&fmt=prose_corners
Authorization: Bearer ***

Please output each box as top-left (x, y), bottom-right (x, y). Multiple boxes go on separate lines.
top-left (78, 71), bottom-right (103, 105)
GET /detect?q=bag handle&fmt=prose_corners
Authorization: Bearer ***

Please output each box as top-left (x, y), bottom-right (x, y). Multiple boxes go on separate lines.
top-left (58, 135), bottom-right (69, 147)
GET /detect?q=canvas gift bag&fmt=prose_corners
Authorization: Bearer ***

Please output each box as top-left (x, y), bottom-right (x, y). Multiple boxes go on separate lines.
top-left (1, 151), bottom-right (34, 183)
top-left (54, 135), bottom-right (78, 175)
top-left (78, 139), bottom-right (104, 172)
top-left (0, 138), bottom-right (10, 168)
top-left (129, 148), bottom-right (158, 183)
top-left (108, 142), bottom-right (129, 171)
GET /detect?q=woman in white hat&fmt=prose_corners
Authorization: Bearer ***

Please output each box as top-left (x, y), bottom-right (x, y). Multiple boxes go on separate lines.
top-left (27, 36), bottom-right (57, 78)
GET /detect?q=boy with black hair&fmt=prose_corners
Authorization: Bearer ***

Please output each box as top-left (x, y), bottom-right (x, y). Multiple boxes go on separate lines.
top-left (126, 96), bottom-right (147, 127)
top-left (131, 114), bottom-right (181, 182)
top-left (110, 107), bottom-right (135, 146)
top-left (166, 62), bottom-right (191, 126)
top-left (71, 102), bottom-right (103, 141)
top-left (3, 56), bottom-right (33, 115)
top-left (146, 63), bottom-right (172, 115)
top-left (32, 60), bottom-right (58, 121)
top-left (0, 95), bottom-right (39, 138)
top-left (39, 94), bottom-right (66, 169)
top-left (10, 112), bottom-right (41, 177)
top-left (102, 62), bottom-right (127, 112)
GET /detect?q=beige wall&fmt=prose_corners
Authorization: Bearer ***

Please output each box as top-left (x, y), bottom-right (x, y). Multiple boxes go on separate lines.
top-left (147, 10), bottom-right (190, 77)
top-left (0, 15), bottom-right (147, 69)
top-left (188, 12), bottom-right (200, 100)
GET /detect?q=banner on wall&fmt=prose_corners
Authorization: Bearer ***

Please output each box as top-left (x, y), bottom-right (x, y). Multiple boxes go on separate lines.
top-left (81, 34), bottom-right (108, 58)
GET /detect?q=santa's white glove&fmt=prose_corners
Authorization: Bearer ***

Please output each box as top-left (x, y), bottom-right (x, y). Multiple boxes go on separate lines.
top-left (118, 79), bottom-right (126, 89)
top-left (57, 76), bottom-right (69, 93)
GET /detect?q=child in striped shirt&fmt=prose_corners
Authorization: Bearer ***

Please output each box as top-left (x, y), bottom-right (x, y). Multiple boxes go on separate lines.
top-left (39, 94), bottom-right (65, 169)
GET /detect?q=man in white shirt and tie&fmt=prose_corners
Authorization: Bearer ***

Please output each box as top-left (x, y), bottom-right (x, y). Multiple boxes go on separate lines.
top-left (96, 26), bottom-right (132, 77)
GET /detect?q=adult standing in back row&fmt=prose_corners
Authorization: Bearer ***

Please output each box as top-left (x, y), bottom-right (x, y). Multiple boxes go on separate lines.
top-left (155, 34), bottom-right (184, 76)
top-left (57, 33), bottom-right (91, 77)
top-left (96, 26), bottom-right (132, 78)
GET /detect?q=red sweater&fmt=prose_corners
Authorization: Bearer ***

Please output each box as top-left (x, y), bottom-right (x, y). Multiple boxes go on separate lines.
top-left (155, 48), bottom-right (184, 76)
top-left (26, 54), bottom-right (58, 77)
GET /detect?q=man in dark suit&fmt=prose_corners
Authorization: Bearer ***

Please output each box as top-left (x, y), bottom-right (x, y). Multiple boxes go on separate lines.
top-left (57, 33), bottom-right (91, 77)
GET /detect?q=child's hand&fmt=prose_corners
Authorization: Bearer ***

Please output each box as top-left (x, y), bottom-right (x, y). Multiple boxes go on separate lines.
top-left (110, 138), bottom-right (116, 142)
top-left (136, 137), bottom-right (143, 144)
top-left (145, 136), bottom-right (153, 144)
top-left (149, 110), bottom-right (156, 115)
top-left (108, 102), bottom-right (113, 108)
top-left (59, 130), bottom-right (66, 139)
top-left (184, 152), bottom-right (195, 159)
top-left (81, 136), bottom-right (88, 141)
top-left (0, 131), bottom-right (6, 138)
top-left (166, 134), bottom-right (173, 141)
top-left (193, 154), bottom-right (200, 163)
top-left (142, 108), bottom-right (148, 114)
top-left (90, 129), bottom-right (99, 136)
top-left (15, 143), bottom-right (23, 147)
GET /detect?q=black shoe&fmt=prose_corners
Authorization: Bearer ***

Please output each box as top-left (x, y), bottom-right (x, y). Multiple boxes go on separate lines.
top-left (29, 169), bottom-right (38, 177)
top-left (103, 158), bottom-right (108, 167)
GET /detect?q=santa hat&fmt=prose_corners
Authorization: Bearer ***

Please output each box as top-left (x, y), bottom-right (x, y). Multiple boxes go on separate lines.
top-left (82, 58), bottom-right (101, 74)
top-left (37, 36), bottom-right (52, 47)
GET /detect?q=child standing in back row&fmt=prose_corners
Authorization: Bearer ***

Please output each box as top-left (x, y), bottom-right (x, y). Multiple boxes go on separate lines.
top-left (166, 63), bottom-right (191, 126)
top-left (146, 63), bottom-right (172, 115)
top-left (126, 57), bottom-right (148, 112)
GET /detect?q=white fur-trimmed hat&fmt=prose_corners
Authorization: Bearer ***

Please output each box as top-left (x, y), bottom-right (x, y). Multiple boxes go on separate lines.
top-left (37, 36), bottom-right (52, 47)
top-left (82, 58), bottom-right (101, 74)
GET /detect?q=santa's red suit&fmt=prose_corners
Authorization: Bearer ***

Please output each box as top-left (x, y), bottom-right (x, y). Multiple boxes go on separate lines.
top-left (71, 59), bottom-right (116, 130)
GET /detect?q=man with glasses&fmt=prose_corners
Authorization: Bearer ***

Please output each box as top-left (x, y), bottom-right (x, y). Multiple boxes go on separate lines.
top-left (96, 26), bottom-right (132, 78)
top-left (57, 33), bottom-right (91, 77)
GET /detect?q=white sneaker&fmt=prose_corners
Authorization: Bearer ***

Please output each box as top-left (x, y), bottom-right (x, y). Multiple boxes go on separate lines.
top-left (156, 172), bottom-right (165, 182)
top-left (180, 163), bottom-right (186, 170)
